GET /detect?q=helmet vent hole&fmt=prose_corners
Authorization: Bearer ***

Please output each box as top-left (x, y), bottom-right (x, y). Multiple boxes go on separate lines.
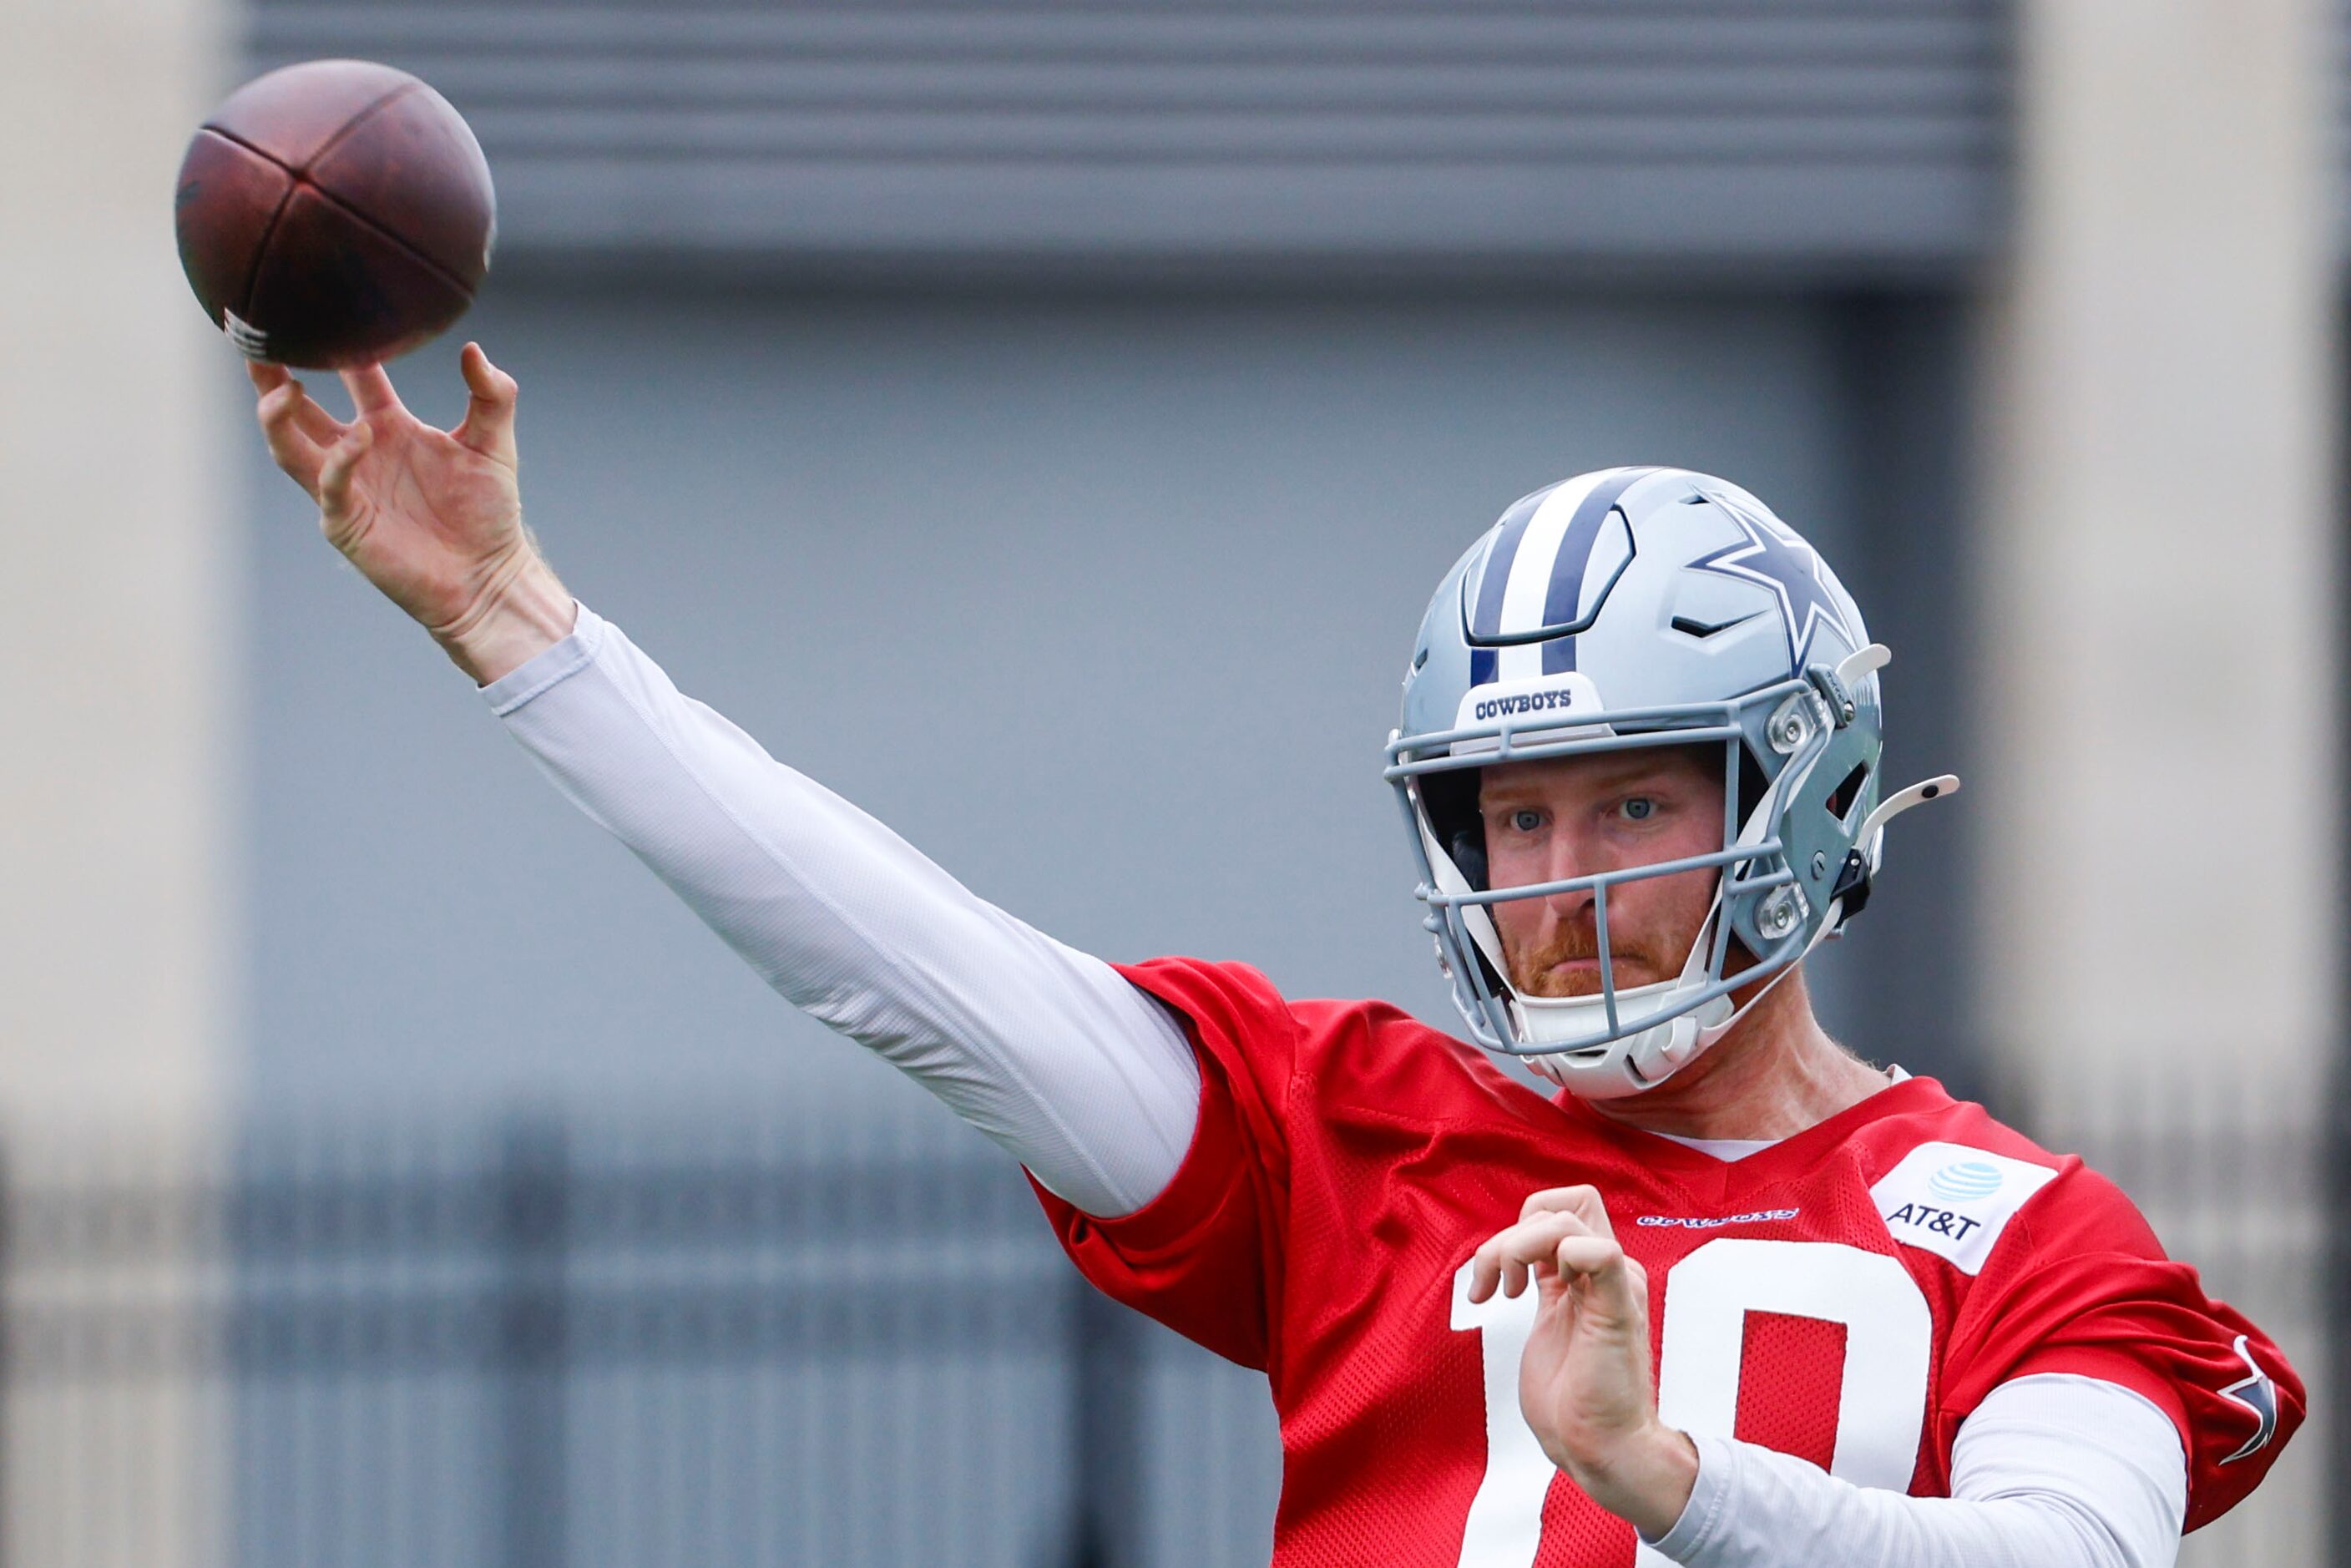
top-left (1825, 761), bottom-right (1870, 825)
top-left (1671, 614), bottom-right (1745, 640)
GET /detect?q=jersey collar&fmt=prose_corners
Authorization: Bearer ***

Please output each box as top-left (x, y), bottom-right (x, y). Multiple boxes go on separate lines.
top-left (1547, 1071), bottom-right (1955, 1200)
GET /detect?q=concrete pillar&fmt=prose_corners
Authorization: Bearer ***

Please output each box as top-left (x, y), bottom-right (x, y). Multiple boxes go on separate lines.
top-left (0, 0), bottom-right (235, 1562)
top-left (1979, 1), bottom-right (2335, 1561)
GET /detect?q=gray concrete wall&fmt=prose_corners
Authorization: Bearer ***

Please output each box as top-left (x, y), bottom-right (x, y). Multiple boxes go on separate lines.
top-left (1, 0), bottom-right (235, 1140)
top-left (2, 0), bottom-right (236, 1561)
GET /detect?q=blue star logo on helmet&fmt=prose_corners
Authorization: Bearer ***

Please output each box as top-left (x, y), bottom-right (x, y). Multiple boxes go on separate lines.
top-left (1686, 493), bottom-right (1857, 675)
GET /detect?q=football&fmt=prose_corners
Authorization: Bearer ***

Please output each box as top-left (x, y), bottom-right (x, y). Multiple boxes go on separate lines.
top-left (174, 58), bottom-right (496, 369)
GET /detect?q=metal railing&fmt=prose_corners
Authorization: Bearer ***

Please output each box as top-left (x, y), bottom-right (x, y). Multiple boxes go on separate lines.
top-left (0, 1092), bottom-right (2327, 1568)
top-left (0, 1115), bottom-right (1278, 1568)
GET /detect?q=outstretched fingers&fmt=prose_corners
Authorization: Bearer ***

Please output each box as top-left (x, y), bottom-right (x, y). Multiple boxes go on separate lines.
top-left (250, 366), bottom-right (346, 493)
top-left (340, 362), bottom-right (406, 418)
top-left (316, 418), bottom-right (376, 519)
top-left (453, 342), bottom-right (518, 463)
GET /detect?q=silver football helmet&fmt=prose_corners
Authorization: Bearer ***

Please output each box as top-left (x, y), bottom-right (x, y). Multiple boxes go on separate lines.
top-left (1385, 467), bottom-right (1956, 1098)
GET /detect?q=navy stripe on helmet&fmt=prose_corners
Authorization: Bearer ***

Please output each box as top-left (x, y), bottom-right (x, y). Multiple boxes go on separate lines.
top-left (1540, 468), bottom-right (1656, 675)
top-left (1468, 484), bottom-right (1560, 643)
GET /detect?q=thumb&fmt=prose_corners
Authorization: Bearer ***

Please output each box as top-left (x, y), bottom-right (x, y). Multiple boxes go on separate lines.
top-left (454, 341), bottom-right (518, 463)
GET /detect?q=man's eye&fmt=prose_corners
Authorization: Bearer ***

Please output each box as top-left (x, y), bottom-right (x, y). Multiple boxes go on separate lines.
top-left (1621, 797), bottom-right (1656, 822)
top-left (1509, 809), bottom-right (1543, 833)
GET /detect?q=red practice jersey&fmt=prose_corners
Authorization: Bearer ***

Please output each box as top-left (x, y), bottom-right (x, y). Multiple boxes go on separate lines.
top-left (1033, 958), bottom-right (2303, 1568)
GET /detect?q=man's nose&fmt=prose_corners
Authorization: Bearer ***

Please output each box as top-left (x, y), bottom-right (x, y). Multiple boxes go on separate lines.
top-left (1540, 830), bottom-right (1602, 918)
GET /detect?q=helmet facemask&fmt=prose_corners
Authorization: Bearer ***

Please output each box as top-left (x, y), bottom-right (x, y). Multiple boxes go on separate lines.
top-left (1389, 677), bottom-right (1838, 1098)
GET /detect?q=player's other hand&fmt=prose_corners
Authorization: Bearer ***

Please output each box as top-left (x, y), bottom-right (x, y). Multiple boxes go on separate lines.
top-left (249, 344), bottom-right (574, 684)
top-left (1467, 1186), bottom-right (1698, 1540)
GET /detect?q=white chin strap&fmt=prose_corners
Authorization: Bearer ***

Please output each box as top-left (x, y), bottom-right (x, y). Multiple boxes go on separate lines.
top-left (1512, 927), bottom-right (1734, 1095)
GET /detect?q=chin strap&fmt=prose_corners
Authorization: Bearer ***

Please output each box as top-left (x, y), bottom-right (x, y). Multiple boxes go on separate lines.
top-left (1835, 642), bottom-right (1892, 689)
top-left (1690, 771), bottom-right (1964, 1057)
top-left (1828, 772), bottom-right (1961, 924)
top-left (1860, 773), bottom-right (1960, 847)
top-left (1690, 893), bottom-right (1844, 1053)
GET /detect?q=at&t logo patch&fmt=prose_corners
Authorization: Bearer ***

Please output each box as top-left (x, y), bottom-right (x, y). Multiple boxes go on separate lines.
top-left (1926, 1161), bottom-right (2004, 1202)
top-left (1868, 1142), bottom-right (2058, 1275)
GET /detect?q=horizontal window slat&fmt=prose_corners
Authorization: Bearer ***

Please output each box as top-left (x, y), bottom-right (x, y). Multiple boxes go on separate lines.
top-left (241, 0), bottom-right (2007, 271)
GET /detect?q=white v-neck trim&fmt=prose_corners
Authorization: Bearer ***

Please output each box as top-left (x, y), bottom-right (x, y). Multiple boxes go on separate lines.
top-left (1652, 1131), bottom-right (1780, 1161)
top-left (1641, 1066), bottom-right (1911, 1161)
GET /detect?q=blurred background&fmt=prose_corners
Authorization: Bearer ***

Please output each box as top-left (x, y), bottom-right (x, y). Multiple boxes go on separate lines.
top-left (1, 0), bottom-right (2338, 1564)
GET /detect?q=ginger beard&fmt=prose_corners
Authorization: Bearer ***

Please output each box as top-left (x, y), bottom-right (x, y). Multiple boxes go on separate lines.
top-left (1476, 746), bottom-right (1736, 1000)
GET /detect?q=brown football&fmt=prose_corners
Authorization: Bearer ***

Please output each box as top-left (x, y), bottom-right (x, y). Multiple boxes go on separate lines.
top-left (174, 59), bottom-right (496, 369)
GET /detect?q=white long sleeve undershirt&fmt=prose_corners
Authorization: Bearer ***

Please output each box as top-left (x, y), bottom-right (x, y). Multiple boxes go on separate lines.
top-left (481, 603), bottom-right (1201, 1219)
top-left (480, 603), bottom-right (2191, 1568)
top-left (1651, 1374), bottom-right (2185, 1568)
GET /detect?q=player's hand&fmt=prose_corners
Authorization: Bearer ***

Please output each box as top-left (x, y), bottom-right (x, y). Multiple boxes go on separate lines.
top-left (1467, 1186), bottom-right (1698, 1539)
top-left (249, 343), bottom-right (574, 684)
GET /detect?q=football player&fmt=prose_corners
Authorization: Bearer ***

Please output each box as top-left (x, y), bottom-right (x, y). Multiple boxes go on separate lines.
top-left (250, 349), bottom-right (2301, 1568)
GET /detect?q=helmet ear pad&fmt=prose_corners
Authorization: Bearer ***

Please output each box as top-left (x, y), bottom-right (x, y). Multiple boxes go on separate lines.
top-left (1420, 768), bottom-right (1489, 892)
top-left (1732, 740), bottom-right (1771, 839)
top-left (1417, 766), bottom-right (1513, 995)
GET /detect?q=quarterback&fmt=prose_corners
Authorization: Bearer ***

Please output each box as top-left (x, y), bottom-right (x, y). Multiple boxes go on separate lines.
top-left (250, 347), bottom-right (2300, 1567)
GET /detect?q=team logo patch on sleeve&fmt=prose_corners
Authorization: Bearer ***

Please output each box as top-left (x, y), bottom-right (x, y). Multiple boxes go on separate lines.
top-left (1868, 1142), bottom-right (2058, 1275)
top-left (2219, 1334), bottom-right (2280, 1463)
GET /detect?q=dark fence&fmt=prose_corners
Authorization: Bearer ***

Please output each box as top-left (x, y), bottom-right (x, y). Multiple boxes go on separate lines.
top-left (0, 1115), bottom-right (1277, 1568)
top-left (0, 1094), bottom-right (2326, 1568)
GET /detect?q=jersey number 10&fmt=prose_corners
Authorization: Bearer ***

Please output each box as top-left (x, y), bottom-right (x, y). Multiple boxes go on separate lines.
top-left (1448, 1237), bottom-right (1934, 1567)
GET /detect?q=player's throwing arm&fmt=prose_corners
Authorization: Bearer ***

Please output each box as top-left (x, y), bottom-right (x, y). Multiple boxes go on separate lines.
top-left (247, 355), bottom-right (1205, 1219)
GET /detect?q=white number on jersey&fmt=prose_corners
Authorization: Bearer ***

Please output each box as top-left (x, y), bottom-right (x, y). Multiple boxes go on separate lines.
top-left (1448, 1237), bottom-right (1933, 1566)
